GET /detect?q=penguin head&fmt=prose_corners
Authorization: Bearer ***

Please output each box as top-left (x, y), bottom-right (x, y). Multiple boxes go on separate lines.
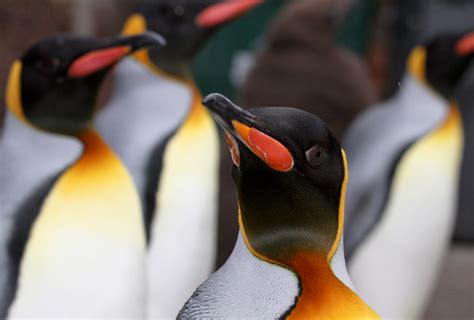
top-left (123, 0), bottom-right (262, 77)
top-left (203, 93), bottom-right (347, 265)
top-left (6, 32), bottom-right (165, 135)
top-left (408, 31), bottom-right (474, 99)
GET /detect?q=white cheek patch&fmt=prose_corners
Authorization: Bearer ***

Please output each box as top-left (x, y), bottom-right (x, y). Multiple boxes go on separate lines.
top-left (225, 131), bottom-right (240, 167)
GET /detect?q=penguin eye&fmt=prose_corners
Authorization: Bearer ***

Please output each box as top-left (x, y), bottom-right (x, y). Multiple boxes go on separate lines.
top-left (173, 5), bottom-right (185, 18)
top-left (305, 145), bottom-right (327, 167)
top-left (36, 57), bottom-right (61, 75)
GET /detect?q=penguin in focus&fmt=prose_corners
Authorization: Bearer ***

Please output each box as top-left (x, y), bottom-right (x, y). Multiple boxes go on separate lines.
top-left (95, 1), bottom-right (262, 317)
top-left (2, 32), bottom-right (164, 318)
top-left (178, 93), bottom-right (380, 319)
top-left (218, 0), bottom-right (378, 269)
top-left (342, 32), bottom-right (473, 318)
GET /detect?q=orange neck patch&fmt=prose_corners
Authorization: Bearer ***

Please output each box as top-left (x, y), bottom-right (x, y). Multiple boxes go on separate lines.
top-left (285, 253), bottom-right (379, 319)
top-left (239, 210), bottom-right (379, 319)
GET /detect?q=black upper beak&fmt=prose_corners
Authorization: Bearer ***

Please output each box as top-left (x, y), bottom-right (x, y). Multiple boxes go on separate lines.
top-left (202, 93), bottom-right (295, 172)
top-left (108, 31), bottom-right (166, 52)
top-left (202, 93), bottom-right (260, 135)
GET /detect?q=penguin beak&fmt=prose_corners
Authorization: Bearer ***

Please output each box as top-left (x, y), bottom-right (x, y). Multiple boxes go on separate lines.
top-left (456, 31), bottom-right (474, 56)
top-left (196, 0), bottom-right (263, 28)
top-left (202, 93), bottom-right (259, 133)
top-left (203, 93), bottom-right (294, 172)
top-left (68, 32), bottom-right (166, 78)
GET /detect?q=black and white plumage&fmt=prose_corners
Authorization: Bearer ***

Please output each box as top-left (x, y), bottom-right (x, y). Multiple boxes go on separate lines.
top-left (343, 34), bottom-right (472, 318)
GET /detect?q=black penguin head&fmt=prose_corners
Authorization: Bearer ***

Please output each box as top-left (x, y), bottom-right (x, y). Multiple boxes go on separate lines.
top-left (202, 93), bottom-right (347, 264)
top-left (6, 32), bottom-right (165, 135)
top-left (123, 0), bottom-right (261, 77)
top-left (408, 31), bottom-right (474, 99)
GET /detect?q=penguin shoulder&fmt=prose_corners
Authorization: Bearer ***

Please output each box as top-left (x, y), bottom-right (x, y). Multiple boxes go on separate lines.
top-left (178, 235), bottom-right (299, 319)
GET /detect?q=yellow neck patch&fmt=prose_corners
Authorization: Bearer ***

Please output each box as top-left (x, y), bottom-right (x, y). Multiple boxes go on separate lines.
top-left (122, 13), bottom-right (147, 36)
top-left (407, 46), bottom-right (427, 85)
top-left (327, 149), bottom-right (348, 261)
top-left (122, 14), bottom-right (154, 69)
top-left (6, 60), bottom-right (28, 124)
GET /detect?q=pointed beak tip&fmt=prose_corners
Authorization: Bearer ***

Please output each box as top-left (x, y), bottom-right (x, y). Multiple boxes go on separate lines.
top-left (202, 93), bottom-right (226, 109)
top-left (128, 31), bottom-right (167, 52)
top-left (145, 31), bottom-right (167, 47)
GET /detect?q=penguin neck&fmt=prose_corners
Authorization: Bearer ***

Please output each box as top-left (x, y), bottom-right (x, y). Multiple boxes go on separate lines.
top-left (149, 53), bottom-right (191, 80)
top-left (285, 253), bottom-right (377, 319)
top-left (438, 101), bottom-right (462, 136)
top-left (132, 50), bottom-right (208, 123)
top-left (398, 73), bottom-right (449, 115)
top-left (132, 49), bottom-right (193, 87)
top-left (57, 128), bottom-right (143, 233)
top-left (236, 148), bottom-right (379, 318)
top-left (67, 128), bottom-right (133, 186)
top-left (237, 212), bottom-right (377, 319)
top-left (76, 129), bottom-right (114, 166)
top-left (406, 53), bottom-right (454, 104)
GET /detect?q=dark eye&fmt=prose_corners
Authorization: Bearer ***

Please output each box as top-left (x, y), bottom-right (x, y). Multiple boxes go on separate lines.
top-left (174, 5), bottom-right (185, 17)
top-left (36, 57), bottom-right (61, 75)
top-left (305, 145), bottom-right (327, 167)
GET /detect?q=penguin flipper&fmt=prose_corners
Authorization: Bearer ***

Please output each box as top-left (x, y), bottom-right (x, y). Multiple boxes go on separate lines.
top-left (143, 127), bottom-right (179, 243)
top-left (1, 173), bottom-right (61, 317)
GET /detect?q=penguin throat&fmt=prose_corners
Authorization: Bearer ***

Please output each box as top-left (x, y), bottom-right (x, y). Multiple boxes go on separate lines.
top-left (238, 212), bottom-right (379, 319)
top-left (148, 50), bottom-right (192, 80)
top-left (236, 150), bottom-right (378, 318)
top-left (285, 253), bottom-right (379, 319)
top-left (77, 130), bottom-right (117, 168)
top-left (407, 46), bottom-right (427, 86)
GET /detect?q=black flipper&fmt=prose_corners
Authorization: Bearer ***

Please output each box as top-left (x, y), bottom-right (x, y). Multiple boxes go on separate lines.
top-left (1, 173), bottom-right (62, 317)
top-left (143, 128), bottom-right (179, 244)
top-left (345, 142), bottom-right (414, 260)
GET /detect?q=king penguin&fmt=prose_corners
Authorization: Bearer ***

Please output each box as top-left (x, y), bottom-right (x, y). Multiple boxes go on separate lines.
top-left (1, 32), bottom-right (164, 318)
top-left (95, 1), bottom-right (262, 317)
top-left (342, 32), bottom-right (473, 318)
top-left (178, 93), bottom-right (380, 319)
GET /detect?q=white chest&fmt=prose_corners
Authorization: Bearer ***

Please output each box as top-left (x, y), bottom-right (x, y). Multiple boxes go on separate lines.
top-left (8, 137), bottom-right (146, 318)
top-left (349, 108), bottom-right (463, 319)
top-left (146, 108), bottom-right (220, 318)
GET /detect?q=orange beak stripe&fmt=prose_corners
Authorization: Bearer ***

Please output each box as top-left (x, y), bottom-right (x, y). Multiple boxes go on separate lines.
top-left (232, 120), bottom-right (294, 172)
top-left (195, 0), bottom-right (263, 28)
top-left (225, 130), bottom-right (241, 167)
top-left (68, 46), bottom-right (130, 78)
top-left (456, 31), bottom-right (474, 56)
